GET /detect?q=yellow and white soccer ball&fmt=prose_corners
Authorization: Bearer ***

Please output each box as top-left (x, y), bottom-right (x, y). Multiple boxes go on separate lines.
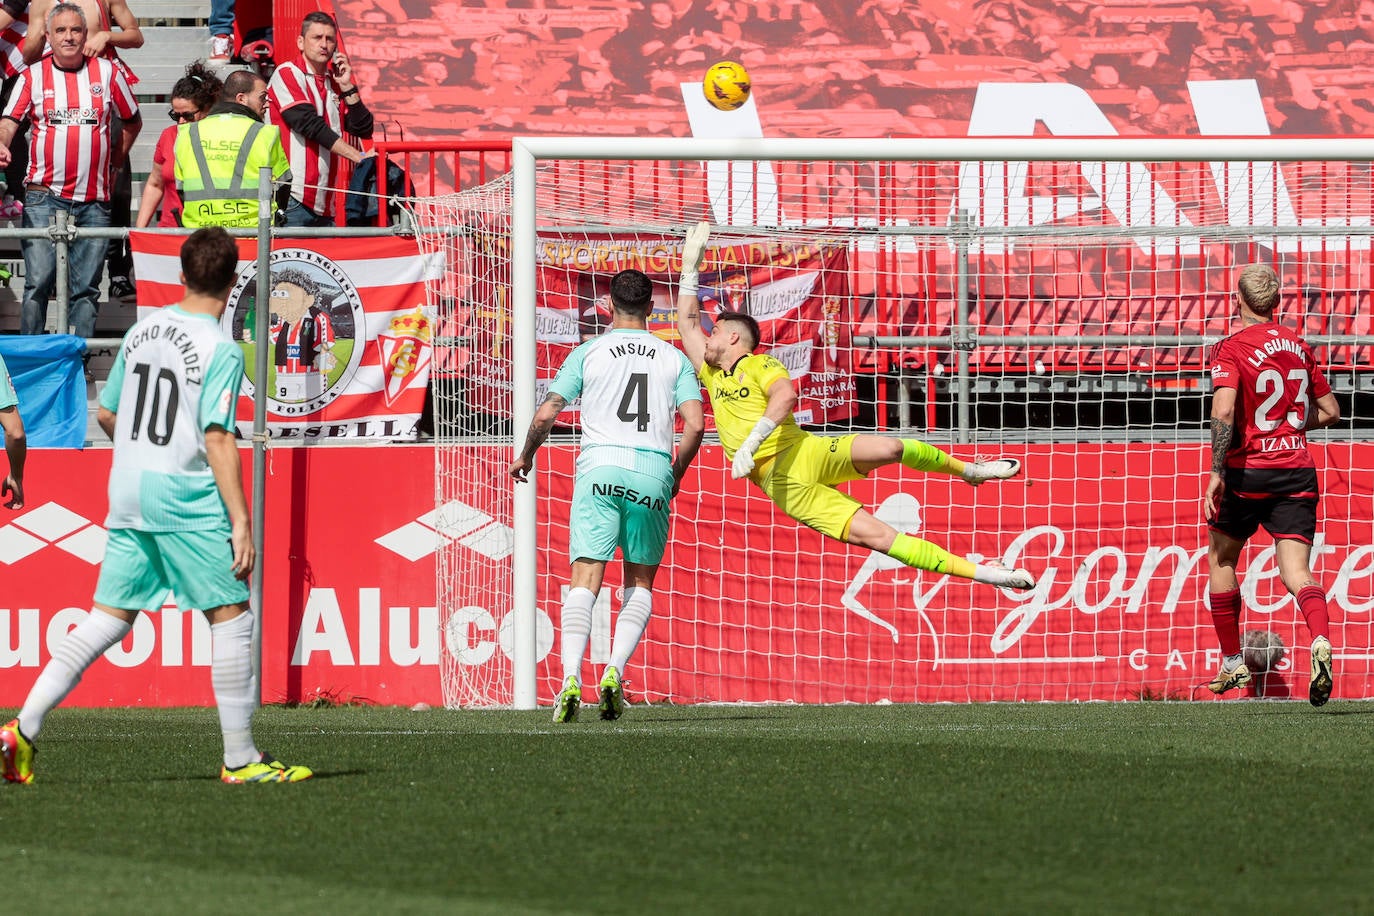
top-left (702, 60), bottom-right (751, 111)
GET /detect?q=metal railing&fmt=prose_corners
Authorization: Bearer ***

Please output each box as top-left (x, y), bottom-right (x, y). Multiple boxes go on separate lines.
top-left (3, 219), bottom-right (413, 350)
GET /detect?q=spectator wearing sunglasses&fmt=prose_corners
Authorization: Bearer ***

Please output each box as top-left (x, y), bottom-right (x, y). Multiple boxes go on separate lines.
top-left (136, 60), bottom-right (221, 229)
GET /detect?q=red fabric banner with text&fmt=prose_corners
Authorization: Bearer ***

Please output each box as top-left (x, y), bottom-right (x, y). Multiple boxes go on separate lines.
top-left (464, 235), bottom-right (855, 425)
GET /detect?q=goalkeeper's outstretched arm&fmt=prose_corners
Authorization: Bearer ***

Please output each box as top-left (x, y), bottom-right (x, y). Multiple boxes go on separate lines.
top-left (676, 222), bottom-right (710, 370)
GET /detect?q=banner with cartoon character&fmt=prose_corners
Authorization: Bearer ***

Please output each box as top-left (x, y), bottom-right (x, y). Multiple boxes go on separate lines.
top-left (130, 234), bottom-right (443, 439)
top-left (473, 234), bottom-right (855, 428)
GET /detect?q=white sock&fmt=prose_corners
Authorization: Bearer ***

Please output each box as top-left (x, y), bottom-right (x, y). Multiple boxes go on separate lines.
top-left (559, 587), bottom-right (595, 684)
top-left (19, 608), bottom-right (131, 740)
top-left (211, 611), bottom-right (260, 769)
top-left (609, 587), bottom-right (653, 673)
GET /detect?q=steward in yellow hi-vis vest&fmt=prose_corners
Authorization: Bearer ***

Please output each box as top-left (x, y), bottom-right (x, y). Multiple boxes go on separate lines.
top-left (174, 71), bottom-right (291, 228)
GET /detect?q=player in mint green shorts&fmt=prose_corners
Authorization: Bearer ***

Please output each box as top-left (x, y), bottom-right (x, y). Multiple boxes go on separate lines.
top-left (95, 528), bottom-right (248, 613)
top-left (568, 461), bottom-right (676, 568)
top-left (1, 229), bottom-right (313, 786)
top-left (569, 464), bottom-right (674, 566)
top-left (512, 269), bottom-right (705, 723)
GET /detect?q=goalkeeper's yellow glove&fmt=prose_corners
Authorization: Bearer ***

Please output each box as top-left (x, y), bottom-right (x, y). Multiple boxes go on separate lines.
top-left (731, 416), bottom-right (777, 479)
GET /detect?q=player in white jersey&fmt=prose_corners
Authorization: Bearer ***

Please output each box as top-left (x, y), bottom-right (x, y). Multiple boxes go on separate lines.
top-left (510, 269), bottom-right (705, 722)
top-left (0, 228), bottom-right (313, 785)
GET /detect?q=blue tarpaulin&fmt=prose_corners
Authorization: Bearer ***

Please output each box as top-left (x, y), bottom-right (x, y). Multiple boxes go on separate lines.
top-left (0, 334), bottom-right (87, 448)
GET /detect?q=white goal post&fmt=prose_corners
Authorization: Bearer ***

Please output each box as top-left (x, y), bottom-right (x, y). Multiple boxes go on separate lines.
top-left (431, 137), bottom-right (1374, 709)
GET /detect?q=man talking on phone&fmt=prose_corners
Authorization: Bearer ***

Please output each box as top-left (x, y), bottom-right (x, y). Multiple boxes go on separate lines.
top-left (267, 10), bottom-right (374, 228)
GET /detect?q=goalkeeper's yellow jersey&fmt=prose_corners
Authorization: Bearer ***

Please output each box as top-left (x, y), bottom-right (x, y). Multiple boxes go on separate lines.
top-left (699, 353), bottom-right (806, 461)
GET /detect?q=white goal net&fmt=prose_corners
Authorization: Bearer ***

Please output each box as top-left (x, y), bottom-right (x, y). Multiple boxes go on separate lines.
top-left (414, 185), bottom-right (519, 709)
top-left (423, 138), bottom-right (1374, 709)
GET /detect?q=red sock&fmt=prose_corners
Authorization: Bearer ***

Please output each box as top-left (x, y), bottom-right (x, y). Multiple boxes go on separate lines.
top-left (1296, 585), bottom-right (1331, 640)
top-left (1208, 588), bottom-right (1242, 657)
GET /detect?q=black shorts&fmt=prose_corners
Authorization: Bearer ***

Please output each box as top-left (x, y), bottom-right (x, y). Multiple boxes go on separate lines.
top-left (1210, 467), bottom-right (1319, 544)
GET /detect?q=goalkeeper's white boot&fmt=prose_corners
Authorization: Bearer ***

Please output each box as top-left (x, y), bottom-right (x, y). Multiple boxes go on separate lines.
top-left (979, 563), bottom-right (1036, 591)
top-left (1309, 636), bottom-right (1334, 707)
top-left (553, 675), bottom-right (581, 723)
top-left (961, 458), bottom-right (1022, 486)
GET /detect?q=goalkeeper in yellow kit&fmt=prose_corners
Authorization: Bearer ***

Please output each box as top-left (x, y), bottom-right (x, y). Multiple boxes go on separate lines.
top-left (675, 223), bottom-right (1035, 591)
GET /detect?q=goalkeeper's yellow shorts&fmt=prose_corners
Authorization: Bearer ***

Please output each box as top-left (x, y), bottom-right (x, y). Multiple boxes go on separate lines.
top-left (755, 432), bottom-right (866, 541)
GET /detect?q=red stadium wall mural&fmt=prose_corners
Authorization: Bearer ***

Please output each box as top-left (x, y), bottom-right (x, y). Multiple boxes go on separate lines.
top-left (337, 0), bottom-right (1371, 145)
top-left (3, 444), bottom-right (1371, 706)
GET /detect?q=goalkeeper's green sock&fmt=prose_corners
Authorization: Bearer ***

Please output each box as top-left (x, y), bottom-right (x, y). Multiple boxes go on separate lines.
top-left (900, 439), bottom-right (965, 477)
top-left (887, 533), bottom-right (976, 580)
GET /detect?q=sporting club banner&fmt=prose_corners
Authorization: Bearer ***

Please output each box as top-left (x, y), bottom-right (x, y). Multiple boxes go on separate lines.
top-left (465, 235), bottom-right (855, 425)
top-left (129, 233), bottom-right (443, 439)
top-left (5, 443), bottom-right (1373, 707)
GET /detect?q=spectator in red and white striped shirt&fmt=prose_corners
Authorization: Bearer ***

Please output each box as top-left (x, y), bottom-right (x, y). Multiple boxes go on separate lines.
top-left (0, 0), bottom-right (31, 204)
top-left (0, 0), bottom-right (28, 79)
top-left (268, 11), bottom-right (374, 227)
top-left (23, 0), bottom-right (145, 305)
top-left (0, 2), bottom-right (140, 338)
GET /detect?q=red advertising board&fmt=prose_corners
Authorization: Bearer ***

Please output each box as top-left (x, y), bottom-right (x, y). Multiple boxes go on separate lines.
top-left (533, 442), bottom-right (1374, 704)
top-left (3, 443), bottom-right (1371, 706)
top-left (0, 446), bottom-right (441, 707)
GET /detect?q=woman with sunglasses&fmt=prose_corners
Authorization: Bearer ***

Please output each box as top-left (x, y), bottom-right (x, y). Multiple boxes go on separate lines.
top-left (135, 61), bottom-right (222, 229)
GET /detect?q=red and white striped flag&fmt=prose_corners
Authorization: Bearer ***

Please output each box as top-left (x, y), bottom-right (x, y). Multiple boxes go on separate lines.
top-left (130, 233), bottom-right (444, 439)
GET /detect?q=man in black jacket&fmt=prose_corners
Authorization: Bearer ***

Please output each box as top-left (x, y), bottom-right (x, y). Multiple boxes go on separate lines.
top-left (266, 10), bottom-right (373, 228)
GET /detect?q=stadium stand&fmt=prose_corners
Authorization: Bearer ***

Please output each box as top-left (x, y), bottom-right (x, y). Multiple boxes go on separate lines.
top-left (0, 1), bottom-right (204, 328)
top-left (8, 0), bottom-right (1374, 441)
top-left (0, 2), bottom-right (208, 439)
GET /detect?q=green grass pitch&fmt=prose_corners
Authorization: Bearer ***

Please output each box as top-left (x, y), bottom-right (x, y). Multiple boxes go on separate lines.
top-left (2, 702), bottom-right (1372, 913)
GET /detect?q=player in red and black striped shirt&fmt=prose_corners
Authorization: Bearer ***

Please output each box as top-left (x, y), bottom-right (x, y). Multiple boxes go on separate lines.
top-left (1203, 263), bottom-right (1341, 706)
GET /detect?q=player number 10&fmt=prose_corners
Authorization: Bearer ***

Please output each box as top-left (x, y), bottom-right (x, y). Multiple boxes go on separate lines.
top-left (129, 361), bottom-right (180, 446)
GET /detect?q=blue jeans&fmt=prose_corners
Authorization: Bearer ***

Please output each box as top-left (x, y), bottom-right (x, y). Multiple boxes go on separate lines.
top-left (209, 0), bottom-right (235, 36)
top-left (280, 196), bottom-right (333, 228)
top-left (21, 189), bottom-right (110, 338)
